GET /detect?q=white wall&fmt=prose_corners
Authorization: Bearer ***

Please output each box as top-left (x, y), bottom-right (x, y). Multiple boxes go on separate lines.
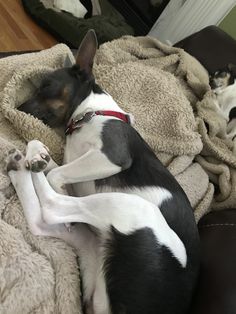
top-left (148, 0), bottom-right (236, 45)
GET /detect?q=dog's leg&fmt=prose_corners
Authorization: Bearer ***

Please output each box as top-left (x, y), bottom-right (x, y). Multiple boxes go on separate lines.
top-left (25, 140), bottom-right (58, 173)
top-left (32, 169), bottom-right (156, 231)
top-left (6, 148), bottom-right (94, 252)
top-left (25, 139), bottom-right (70, 196)
top-left (31, 171), bottom-right (187, 268)
top-left (25, 140), bottom-right (75, 230)
top-left (46, 149), bottom-right (122, 193)
top-left (24, 141), bottom-right (123, 194)
top-left (6, 148), bottom-right (69, 237)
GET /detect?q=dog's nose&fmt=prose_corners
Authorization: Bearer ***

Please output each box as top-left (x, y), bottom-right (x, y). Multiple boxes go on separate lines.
top-left (18, 98), bottom-right (41, 115)
top-left (18, 99), bottom-right (34, 112)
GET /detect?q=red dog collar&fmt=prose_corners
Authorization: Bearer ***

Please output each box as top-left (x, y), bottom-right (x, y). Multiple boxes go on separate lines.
top-left (65, 110), bottom-right (131, 135)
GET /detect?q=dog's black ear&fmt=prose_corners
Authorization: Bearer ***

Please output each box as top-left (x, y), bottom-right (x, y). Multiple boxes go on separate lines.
top-left (228, 63), bottom-right (236, 76)
top-left (76, 29), bottom-right (98, 76)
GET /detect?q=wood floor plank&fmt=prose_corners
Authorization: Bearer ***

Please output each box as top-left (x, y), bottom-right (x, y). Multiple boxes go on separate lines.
top-left (2, 0), bottom-right (53, 47)
top-left (0, 12), bottom-right (23, 50)
top-left (0, 0), bottom-right (57, 51)
top-left (0, 11), bottom-right (39, 51)
top-left (0, 3), bottom-right (27, 39)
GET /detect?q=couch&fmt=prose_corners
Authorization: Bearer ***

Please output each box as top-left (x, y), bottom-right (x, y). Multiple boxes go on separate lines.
top-left (175, 26), bottom-right (236, 314)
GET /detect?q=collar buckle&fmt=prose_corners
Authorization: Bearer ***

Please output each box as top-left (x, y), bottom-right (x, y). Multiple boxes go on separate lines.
top-left (65, 110), bottom-right (131, 136)
top-left (65, 111), bottom-right (95, 136)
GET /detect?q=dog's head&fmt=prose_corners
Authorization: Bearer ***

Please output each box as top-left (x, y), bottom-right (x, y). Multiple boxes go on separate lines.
top-left (210, 63), bottom-right (236, 91)
top-left (18, 30), bottom-right (99, 128)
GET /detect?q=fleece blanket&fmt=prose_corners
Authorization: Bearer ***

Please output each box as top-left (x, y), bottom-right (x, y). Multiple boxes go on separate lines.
top-left (0, 45), bottom-right (81, 314)
top-left (0, 36), bottom-right (235, 313)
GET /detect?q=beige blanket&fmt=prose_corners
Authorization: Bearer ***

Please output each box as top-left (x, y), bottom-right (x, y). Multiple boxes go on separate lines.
top-left (0, 45), bottom-right (81, 314)
top-left (0, 36), bottom-right (235, 313)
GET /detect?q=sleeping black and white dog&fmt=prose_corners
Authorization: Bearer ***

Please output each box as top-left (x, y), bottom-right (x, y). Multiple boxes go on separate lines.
top-left (210, 64), bottom-right (236, 140)
top-left (6, 30), bottom-right (200, 314)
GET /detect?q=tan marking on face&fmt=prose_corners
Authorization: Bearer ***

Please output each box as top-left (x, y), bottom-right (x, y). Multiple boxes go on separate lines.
top-left (47, 99), bottom-right (66, 111)
top-left (46, 99), bottom-right (69, 122)
top-left (62, 86), bottom-right (70, 99)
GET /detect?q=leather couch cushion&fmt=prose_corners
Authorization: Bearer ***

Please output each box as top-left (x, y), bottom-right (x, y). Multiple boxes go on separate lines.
top-left (191, 209), bottom-right (236, 314)
top-left (175, 26), bottom-right (236, 74)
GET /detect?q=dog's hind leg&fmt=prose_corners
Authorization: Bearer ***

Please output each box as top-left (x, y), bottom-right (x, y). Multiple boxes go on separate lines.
top-left (6, 147), bottom-right (99, 288)
top-left (31, 170), bottom-right (187, 268)
top-left (6, 149), bottom-right (67, 237)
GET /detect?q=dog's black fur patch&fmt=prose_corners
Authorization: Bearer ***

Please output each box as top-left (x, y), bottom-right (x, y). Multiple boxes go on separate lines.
top-left (104, 227), bottom-right (194, 314)
top-left (99, 120), bottom-right (180, 190)
top-left (97, 120), bottom-right (199, 256)
top-left (229, 107), bottom-right (236, 121)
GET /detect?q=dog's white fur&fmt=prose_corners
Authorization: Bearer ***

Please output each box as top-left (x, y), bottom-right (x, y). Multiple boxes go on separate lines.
top-left (7, 90), bottom-right (188, 314)
top-left (8, 145), bottom-right (186, 314)
top-left (213, 79), bottom-right (236, 140)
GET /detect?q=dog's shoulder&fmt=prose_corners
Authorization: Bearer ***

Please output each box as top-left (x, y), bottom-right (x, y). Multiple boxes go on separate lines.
top-left (101, 119), bottom-right (155, 170)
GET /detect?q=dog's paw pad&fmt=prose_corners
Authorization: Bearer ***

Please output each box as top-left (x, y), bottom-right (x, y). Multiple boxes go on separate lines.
top-left (40, 153), bottom-right (50, 162)
top-left (26, 140), bottom-right (51, 172)
top-left (6, 149), bottom-right (24, 172)
top-left (30, 158), bottom-right (48, 173)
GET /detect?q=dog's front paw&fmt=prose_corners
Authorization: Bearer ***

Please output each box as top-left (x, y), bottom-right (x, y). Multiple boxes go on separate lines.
top-left (6, 148), bottom-right (25, 172)
top-left (25, 140), bottom-right (50, 172)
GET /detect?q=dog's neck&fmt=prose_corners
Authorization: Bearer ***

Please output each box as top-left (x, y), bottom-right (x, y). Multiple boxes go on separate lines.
top-left (71, 90), bottom-right (126, 121)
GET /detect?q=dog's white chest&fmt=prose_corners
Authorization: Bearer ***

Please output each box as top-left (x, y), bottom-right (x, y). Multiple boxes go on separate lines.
top-left (64, 90), bottom-right (126, 164)
top-left (64, 118), bottom-right (105, 196)
top-left (64, 119), bottom-right (104, 163)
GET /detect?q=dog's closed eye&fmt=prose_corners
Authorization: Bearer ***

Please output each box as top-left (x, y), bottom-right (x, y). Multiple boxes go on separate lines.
top-left (39, 79), bottom-right (63, 99)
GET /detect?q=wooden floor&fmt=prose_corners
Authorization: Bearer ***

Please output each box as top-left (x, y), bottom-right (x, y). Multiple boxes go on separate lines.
top-left (0, 0), bottom-right (57, 52)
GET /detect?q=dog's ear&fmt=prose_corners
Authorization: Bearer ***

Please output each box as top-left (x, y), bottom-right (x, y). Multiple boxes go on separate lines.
top-left (76, 29), bottom-right (98, 76)
top-left (228, 63), bottom-right (236, 76)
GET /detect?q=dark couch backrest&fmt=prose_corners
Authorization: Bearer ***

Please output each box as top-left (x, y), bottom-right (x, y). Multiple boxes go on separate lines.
top-left (175, 26), bottom-right (236, 74)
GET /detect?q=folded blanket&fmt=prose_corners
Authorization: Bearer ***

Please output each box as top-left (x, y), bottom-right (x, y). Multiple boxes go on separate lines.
top-left (196, 91), bottom-right (236, 210)
top-left (0, 36), bottom-right (235, 313)
top-left (0, 45), bottom-right (81, 314)
top-left (94, 36), bottom-right (236, 216)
